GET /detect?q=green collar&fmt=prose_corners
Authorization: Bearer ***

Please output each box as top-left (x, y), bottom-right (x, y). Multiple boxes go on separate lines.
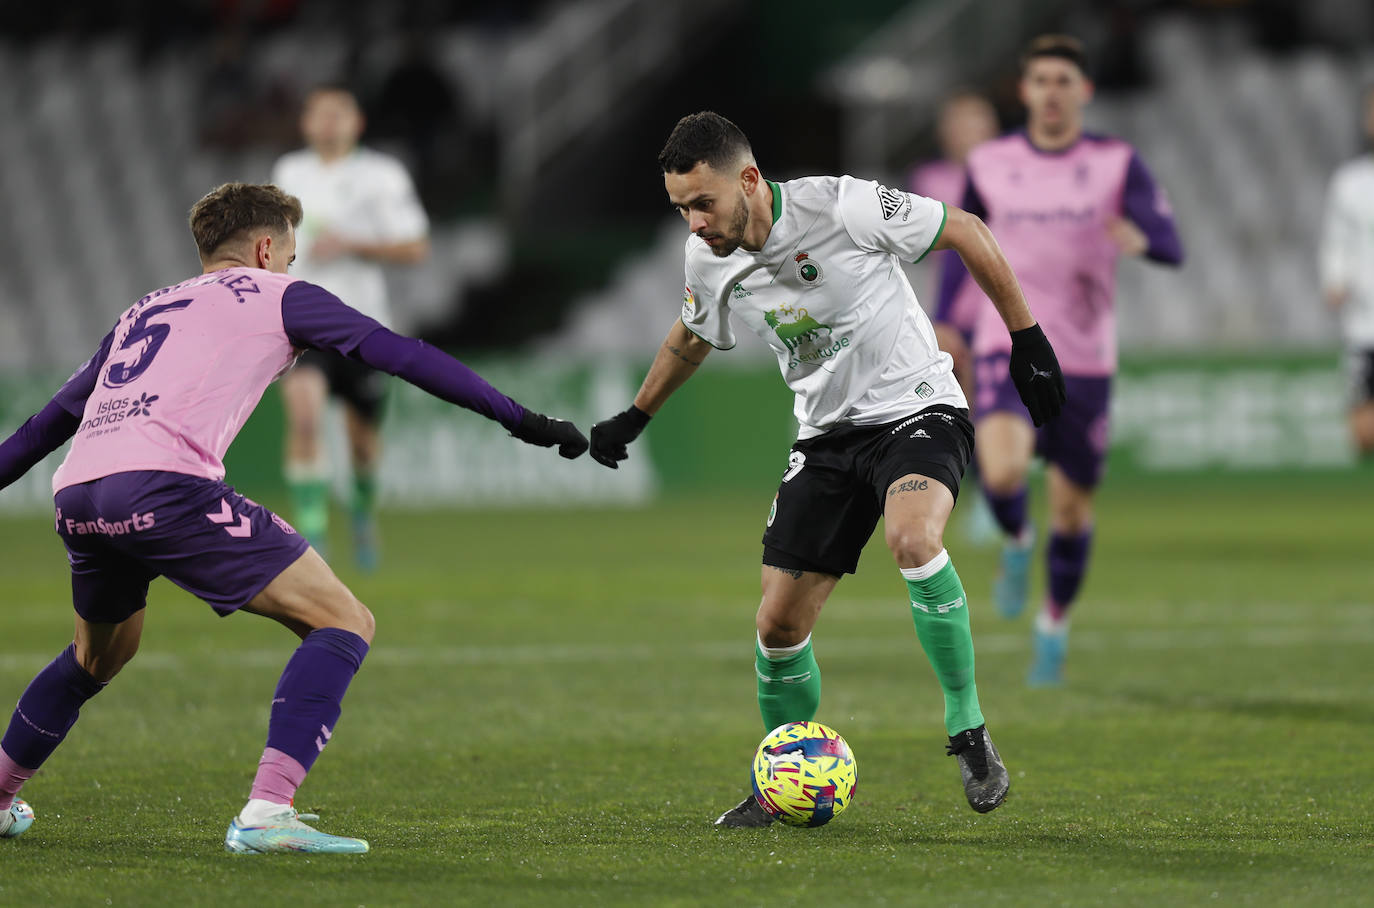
top-left (768, 180), bottom-right (782, 224)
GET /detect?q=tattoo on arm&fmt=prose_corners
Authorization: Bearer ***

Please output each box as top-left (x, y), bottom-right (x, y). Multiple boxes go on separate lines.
top-left (765, 564), bottom-right (805, 580)
top-left (665, 342), bottom-right (704, 366)
top-left (886, 478), bottom-right (930, 497)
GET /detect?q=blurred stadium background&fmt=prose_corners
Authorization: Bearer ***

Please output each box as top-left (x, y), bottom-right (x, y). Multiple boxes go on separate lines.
top-left (0, 0), bottom-right (1371, 507)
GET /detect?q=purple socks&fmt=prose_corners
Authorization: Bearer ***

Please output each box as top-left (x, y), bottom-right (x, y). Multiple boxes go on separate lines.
top-left (249, 627), bottom-right (369, 805)
top-left (984, 487), bottom-right (1028, 538)
top-left (0, 644), bottom-right (105, 810)
top-left (1047, 529), bottom-right (1093, 619)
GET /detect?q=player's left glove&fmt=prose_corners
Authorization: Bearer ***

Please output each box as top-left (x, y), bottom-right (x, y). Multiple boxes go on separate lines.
top-left (509, 410), bottom-right (589, 460)
top-left (589, 405), bottom-right (651, 469)
top-left (1008, 324), bottom-right (1066, 427)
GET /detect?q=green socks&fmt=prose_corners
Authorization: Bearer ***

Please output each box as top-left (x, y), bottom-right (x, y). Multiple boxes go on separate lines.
top-left (285, 466), bottom-right (330, 545)
top-left (351, 472), bottom-right (378, 523)
top-left (902, 550), bottom-right (985, 736)
top-left (755, 634), bottom-right (822, 731)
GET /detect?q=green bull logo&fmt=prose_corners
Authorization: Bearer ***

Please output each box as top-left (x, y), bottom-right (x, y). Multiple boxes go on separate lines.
top-left (763, 306), bottom-right (833, 353)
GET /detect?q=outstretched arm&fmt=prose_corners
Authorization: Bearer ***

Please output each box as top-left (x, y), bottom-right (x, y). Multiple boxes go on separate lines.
top-left (934, 206), bottom-right (1065, 426)
top-left (282, 281), bottom-right (587, 458)
top-left (0, 331), bottom-right (114, 492)
top-left (588, 319), bottom-right (712, 469)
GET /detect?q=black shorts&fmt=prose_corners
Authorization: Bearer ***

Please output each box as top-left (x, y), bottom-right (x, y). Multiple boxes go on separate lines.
top-left (761, 405), bottom-right (974, 576)
top-left (296, 348), bottom-right (389, 422)
top-left (1347, 349), bottom-right (1374, 405)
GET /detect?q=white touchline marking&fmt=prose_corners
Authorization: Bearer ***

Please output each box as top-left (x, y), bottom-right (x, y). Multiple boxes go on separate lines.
top-left (0, 623), bottom-right (1372, 673)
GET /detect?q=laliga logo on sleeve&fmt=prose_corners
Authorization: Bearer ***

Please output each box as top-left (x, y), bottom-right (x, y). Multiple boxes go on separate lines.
top-left (793, 251), bottom-right (825, 287)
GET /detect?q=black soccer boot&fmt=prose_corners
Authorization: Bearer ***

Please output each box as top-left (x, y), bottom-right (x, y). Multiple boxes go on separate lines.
top-left (713, 794), bottom-right (775, 828)
top-left (946, 725), bottom-right (1010, 813)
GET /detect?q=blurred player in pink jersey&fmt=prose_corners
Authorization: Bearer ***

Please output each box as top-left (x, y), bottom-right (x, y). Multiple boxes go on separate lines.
top-left (939, 36), bottom-right (1183, 685)
top-left (909, 91), bottom-right (1001, 543)
top-left (909, 91), bottom-right (1000, 387)
top-left (0, 183), bottom-right (587, 852)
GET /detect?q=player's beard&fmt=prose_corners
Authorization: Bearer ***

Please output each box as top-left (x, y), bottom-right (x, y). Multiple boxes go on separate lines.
top-left (701, 193), bottom-right (751, 258)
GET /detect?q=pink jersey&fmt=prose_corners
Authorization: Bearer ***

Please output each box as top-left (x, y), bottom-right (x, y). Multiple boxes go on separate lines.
top-left (908, 159), bottom-right (965, 207)
top-left (53, 269), bottom-right (306, 491)
top-left (962, 131), bottom-right (1181, 375)
top-left (909, 159), bottom-right (982, 336)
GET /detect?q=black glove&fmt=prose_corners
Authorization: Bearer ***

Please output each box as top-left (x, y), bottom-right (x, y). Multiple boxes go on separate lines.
top-left (1008, 324), bottom-right (1066, 427)
top-left (509, 410), bottom-right (589, 460)
top-left (589, 405), bottom-right (651, 469)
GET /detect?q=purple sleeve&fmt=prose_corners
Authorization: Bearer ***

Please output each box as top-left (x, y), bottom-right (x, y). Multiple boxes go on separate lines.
top-left (280, 281), bottom-right (525, 428)
top-left (281, 280), bottom-right (385, 355)
top-left (1122, 151), bottom-right (1183, 265)
top-left (0, 329), bottom-right (113, 491)
top-left (933, 173), bottom-right (988, 322)
top-left (354, 329), bottom-right (526, 429)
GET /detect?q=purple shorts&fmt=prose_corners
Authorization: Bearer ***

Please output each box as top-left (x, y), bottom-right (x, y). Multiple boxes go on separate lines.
top-left (53, 470), bottom-right (309, 624)
top-left (974, 354), bottom-right (1112, 489)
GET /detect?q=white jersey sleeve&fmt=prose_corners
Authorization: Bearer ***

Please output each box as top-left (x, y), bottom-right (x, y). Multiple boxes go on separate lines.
top-left (1320, 167), bottom-right (1357, 292)
top-left (680, 242), bottom-right (736, 349)
top-left (372, 158), bottom-right (430, 242)
top-left (837, 176), bottom-right (947, 264)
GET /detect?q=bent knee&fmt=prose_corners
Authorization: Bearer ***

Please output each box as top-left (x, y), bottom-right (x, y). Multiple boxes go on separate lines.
top-left (885, 523), bottom-right (944, 568)
top-left (343, 599), bottom-right (376, 645)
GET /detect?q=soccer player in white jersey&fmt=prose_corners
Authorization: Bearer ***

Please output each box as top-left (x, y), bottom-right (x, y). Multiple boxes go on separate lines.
top-left (588, 112), bottom-right (1065, 825)
top-left (272, 84), bottom-right (431, 568)
top-left (1320, 85), bottom-right (1374, 458)
top-left (0, 183), bottom-right (586, 851)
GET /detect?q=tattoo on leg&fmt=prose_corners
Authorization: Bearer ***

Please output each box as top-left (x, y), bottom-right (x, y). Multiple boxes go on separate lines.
top-left (765, 564), bottom-right (805, 580)
top-left (887, 478), bottom-right (930, 497)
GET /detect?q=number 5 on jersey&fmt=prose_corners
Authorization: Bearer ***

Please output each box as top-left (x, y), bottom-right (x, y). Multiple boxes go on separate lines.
top-left (103, 298), bottom-right (194, 389)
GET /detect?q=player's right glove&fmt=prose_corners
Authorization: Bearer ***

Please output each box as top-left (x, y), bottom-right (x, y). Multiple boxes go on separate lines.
top-left (589, 405), bottom-right (651, 469)
top-left (1008, 324), bottom-right (1066, 427)
top-left (509, 410), bottom-right (589, 460)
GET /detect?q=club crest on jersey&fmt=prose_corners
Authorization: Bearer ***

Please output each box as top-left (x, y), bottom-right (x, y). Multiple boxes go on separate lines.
top-left (793, 251), bottom-right (825, 287)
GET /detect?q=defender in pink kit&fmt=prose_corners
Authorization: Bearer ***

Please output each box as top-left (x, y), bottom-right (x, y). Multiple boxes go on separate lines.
top-left (939, 36), bottom-right (1183, 685)
top-left (0, 183), bottom-right (587, 852)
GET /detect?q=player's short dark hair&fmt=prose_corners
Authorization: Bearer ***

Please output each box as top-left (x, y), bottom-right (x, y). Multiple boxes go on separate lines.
top-left (189, 182), bottom-right (303, 262)
top-left (658, 111), bottom-right (754, 175)
top-left (1020, 34), bottom-right (1088, 77)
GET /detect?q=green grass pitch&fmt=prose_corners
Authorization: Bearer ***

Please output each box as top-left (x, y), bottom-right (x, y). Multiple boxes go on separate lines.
top-left (0, 472), bottom-right (1370, 905)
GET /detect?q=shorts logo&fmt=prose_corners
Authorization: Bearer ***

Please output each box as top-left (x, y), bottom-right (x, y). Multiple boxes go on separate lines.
top-left (767, 494), bottom-right (778, 528)
top-left (206, 498), bottom-right (252, 538)
top-left (793, 251), bottom-right (825, 286)
top-left (782, 450), bottom-right (806, 482)
top-left (910, 428), bottom-right (930, 439)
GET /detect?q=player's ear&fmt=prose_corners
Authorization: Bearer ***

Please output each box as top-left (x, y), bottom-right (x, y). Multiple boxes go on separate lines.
top-left (741, 163), bottom-right (761, 194)
top-left (254, 234), bottom-right (273, 269)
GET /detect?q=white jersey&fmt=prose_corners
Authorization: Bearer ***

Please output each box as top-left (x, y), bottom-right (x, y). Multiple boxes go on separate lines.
top-left (1320, 154), bottom-right (1374, 347)
top-left (270, 147), bottom-right (429, 327)
top-left (681, 175), bottom-right (964, 438)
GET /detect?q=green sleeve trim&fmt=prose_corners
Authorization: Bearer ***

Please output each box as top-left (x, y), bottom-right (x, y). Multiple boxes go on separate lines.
top-left (679, 317), bottom-right (735, 351)
top-left (913, 202), bottom-right (948, 264)
top-left (768, 180), bottom-right (783, 224)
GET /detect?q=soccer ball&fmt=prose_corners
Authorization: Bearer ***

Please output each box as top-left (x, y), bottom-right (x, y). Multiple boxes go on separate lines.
top-left (750, 721), bottom-right (857, 827)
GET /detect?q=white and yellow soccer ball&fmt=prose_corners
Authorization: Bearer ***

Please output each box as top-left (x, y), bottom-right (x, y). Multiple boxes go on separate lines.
top-left (750, 721), bottom-right (857, 827)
